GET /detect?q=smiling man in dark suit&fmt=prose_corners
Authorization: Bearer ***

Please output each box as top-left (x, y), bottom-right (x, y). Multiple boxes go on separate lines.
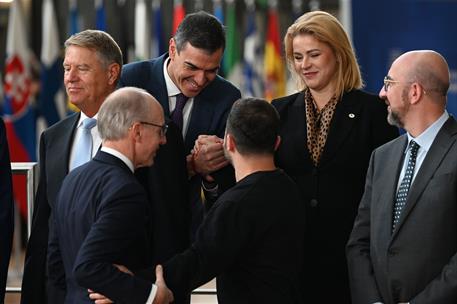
top-left (119, 12), bottom-right (241, 302)
top-left (21, 30), bottom-right (123, 304)
top-left (48, 87), bottom-right (172, 304)
top-left (347, 50), bottom-right (457, 304)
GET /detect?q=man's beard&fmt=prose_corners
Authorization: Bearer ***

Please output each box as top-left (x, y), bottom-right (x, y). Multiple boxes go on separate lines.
top-left (387, 89), bottom-right (409, 128)
top-left (387, 109), bottom-right (404, 128)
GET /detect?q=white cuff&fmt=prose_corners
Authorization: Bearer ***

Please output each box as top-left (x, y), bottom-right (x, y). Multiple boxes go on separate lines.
top-left (145, 284), bottom-right (157, 304)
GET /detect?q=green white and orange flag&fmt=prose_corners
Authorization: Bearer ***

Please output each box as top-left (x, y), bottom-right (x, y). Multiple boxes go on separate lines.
top-left (264, 2), bottom-right (286, 101)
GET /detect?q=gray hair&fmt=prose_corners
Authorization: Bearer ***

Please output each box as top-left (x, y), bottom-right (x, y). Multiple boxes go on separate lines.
top-left (98, 87), bottom-right (154, 141)
top-left (65, 29), bottom-right (123, 71)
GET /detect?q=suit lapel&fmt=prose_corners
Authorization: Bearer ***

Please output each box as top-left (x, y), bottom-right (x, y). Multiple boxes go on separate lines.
top-left (319, 91), bottom-right (361, 165)
top-left (47, 113), bottom-right (79, 207)
top-left (375, 136), bottom-right (408, 242)
top-left (287, 92), bottom-right (312, 165)
top-left (150, 54), bottom-right (170, 115)
top-left (393, 117), bottom-right (457, 236)
top-left (49, 113), bottom-right (79, 175)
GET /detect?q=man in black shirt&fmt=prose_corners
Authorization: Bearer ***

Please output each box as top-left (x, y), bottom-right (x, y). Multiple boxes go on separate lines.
top-left (163, 98), bottom-right (305, 303)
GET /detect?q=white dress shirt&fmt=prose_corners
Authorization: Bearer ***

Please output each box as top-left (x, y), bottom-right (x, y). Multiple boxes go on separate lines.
top-left (163, 57), bottom-right (194, 138)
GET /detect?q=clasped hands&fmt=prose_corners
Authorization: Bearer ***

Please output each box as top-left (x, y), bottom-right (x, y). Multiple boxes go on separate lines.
top-left (187, 135), bottom-right (229, 181)
top-left (88, 264), bottom-right (173, 304)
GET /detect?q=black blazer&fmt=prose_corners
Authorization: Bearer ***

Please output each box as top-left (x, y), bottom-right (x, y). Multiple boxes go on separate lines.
top-left (48, 151), bottom-right (153, 304)
top-left (347, 117), bottom-right (457, 304)
top-left (272, 89), bottom-right (399, 303)
top-left (0, 118), bottom-right (13, 303)
top-left (21, 113), bottom-right (80, 304)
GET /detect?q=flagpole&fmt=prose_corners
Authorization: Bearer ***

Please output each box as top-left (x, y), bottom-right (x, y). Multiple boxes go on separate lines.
top-left (339, 0), bottom-right (352, 41)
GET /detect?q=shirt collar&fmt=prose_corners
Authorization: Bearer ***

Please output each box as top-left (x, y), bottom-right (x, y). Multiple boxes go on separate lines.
top-left (407, 110), bottom-right (449, 153)
top-left (77, 112), bottom-right (99, 128)
top-left (100, 146), bottom-right (134, 173)
top-left (163, 57), bottom-right (181, 97)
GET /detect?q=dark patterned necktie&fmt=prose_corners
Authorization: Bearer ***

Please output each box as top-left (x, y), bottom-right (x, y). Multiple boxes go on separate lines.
top-left (392, 140), bottom-right (420, 231)
top-left (171, 93), bottom-right (188, 131)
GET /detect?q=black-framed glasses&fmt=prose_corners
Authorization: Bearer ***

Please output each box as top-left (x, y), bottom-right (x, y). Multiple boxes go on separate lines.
top-left (140, 121), bottom-right (168, 137)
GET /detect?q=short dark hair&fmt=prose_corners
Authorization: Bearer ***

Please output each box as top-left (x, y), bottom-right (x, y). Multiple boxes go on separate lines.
top-left (226, 98), bottom-right (280, 156)
top-left (174, 11), bottom-right (225, 54)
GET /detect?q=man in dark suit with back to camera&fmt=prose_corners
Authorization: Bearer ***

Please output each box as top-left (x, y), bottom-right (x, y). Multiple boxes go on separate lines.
top-left (21, 30), bottom-right (123, 304)
top-left (347, 50), bottom-right (457, 304)
top-left (47, 87), bottom-right (173, 304)
top-left (0, 117), bottom-right (14, 304)
top-left (119, 11), bottom-right (241, 254)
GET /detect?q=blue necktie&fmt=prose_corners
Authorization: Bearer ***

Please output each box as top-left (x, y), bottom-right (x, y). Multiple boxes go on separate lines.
top-left (392, 140), bottom-right (420, 231)
top-left (70, 118), bottom-right (97, 171)
top-left (171, 93), bottom-right (188, 131)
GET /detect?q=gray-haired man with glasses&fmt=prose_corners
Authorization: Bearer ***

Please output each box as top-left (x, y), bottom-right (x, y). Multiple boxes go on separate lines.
top-left (47, 87), bottom-right (173, 304)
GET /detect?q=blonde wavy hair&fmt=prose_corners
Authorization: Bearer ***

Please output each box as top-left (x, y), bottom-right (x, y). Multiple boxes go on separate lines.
top-left (284, 11), bottom-right (363, 100)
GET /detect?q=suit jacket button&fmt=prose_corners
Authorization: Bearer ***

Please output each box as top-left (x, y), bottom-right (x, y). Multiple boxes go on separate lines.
top-left (310, 199), bottom-right (318, 207)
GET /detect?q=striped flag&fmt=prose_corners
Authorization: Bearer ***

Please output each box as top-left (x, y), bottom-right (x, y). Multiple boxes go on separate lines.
top-left (264, 2), bottom-right (286, 100)
top-left (213, 0), bottom-right (224, 23)
top-left (2, 0), bottom-right (36, 218)
top-left (95, 0), bottom-right (107, 31)
top-left (213, 0), bottom-right (225, 76)
top-left (135, 0), bottom-right (150, 60)
top-left (243, 1), bottom-right (263, 97)
top-left (223, 0), bottom-right (242, 87)
top-left (151, 0), bottom-right (165, 58)
top-left (39, 0), bottom-right (65, 129)
top-left (69, 0), bottom-right (80, 34)
top-left (172, 0), bottom-right (185, 35)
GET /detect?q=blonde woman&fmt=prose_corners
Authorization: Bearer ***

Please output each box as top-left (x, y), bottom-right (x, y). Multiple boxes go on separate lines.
top-left (272, 11), bottom-right (398, 303)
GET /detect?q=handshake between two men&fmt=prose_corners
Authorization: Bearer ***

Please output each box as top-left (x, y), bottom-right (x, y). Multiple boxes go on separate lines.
top-left (89, 265), bottom-right (174, 304)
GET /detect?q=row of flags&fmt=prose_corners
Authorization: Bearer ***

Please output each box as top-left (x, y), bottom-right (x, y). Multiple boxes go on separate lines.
top-left (1, 0), bottom-right (288, 219)
top-left (131, 0), bottom-right (287, 99)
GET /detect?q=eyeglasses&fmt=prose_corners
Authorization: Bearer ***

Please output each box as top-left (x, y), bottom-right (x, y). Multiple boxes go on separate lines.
top-left (383, 76), bottom-right (414, 92)
top-left (139, 121), bottom-right (168, 137)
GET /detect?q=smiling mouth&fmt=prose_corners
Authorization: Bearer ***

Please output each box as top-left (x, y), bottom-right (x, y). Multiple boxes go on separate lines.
top-left (186, 80), bottom-right (201, 90)
top-left (67, 87), bottom-right (82, 92)
top-left (304, 72), bottom-right (317, 77)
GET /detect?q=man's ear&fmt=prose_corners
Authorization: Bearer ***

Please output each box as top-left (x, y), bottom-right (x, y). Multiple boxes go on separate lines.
top-left (273, 135), bottom-right (281, 151)
top-left (107, 63), bottom-right (120, 86)
top-left (130, 122), bottom-right (142, 142)
top-left (410, 82), bottom-right (426, 105)
top-left (226, 133), bottom-right (236, 152)
top-left (169, 38), bottom-right (176, 59)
